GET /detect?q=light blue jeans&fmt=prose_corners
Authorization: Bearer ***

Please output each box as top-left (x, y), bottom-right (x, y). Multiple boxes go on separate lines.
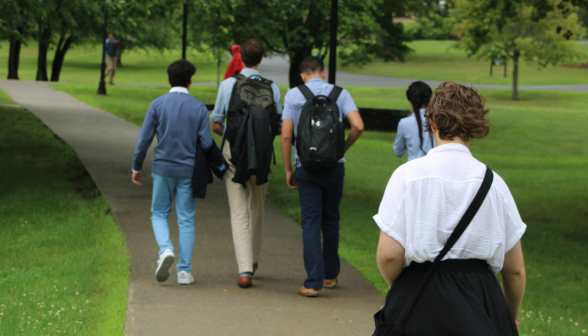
top-left (151, 173), bottom-right (197, 273)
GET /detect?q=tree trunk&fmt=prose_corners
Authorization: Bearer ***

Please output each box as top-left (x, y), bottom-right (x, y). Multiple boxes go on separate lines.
top-left (37, 28), bottom-right (52, 81)
top-left (512, 49), bottom-right (520, 101)
top-left (217, 56), bottom-right (221, 87)
top-left (51, 35), bottom-right (76, 82)
top-left (117, 48), bottom-right (123, 67)
top-left (8, 33), bottom-right (22, 80)
top-left (288, 49), bottom-right (312, 88)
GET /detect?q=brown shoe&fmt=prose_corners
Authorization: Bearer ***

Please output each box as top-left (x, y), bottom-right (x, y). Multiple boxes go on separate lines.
top-left (324, 278), bottom-right (338, 289)
top-left (252, 263), bottom-right (258, 276)
top-left (237, 275), bottom-right (252, 288)
top-left (298, 287), bottom-right (319, 297)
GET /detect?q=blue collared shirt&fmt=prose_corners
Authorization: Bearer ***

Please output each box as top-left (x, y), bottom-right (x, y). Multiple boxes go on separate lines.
top-left (133, 87), bottom-right (213, 177)
top-left (393, 109), bottom-right (436, 161)
top-left (210, 68), bottom-right (282, 127)
top-left (282, 78), bottom-right (358, 167)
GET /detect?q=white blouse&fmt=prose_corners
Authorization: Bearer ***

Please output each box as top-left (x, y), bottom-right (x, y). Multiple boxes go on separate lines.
top-left (374, 144), bottom-right (526, 273)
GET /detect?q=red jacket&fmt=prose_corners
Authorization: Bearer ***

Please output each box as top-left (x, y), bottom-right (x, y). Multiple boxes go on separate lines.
top-left (224, 45), bottom-right (243, 79)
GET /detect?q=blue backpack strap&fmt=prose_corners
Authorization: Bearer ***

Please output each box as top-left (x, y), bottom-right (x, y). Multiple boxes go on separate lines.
top-left (297, 84), bottom-right (315, 102)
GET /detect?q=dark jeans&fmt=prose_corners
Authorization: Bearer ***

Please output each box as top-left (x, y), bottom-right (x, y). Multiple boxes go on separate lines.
top-left (295, 164), bottom-right (345, 290)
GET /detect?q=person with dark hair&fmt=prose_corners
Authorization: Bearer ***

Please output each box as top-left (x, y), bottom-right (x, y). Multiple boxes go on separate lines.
top-left (224, 45), bottom-right (243, 79)
top-left (373, 81), bottom-right (526, 335)
top-left (393, 81), bottom-right (435, 161)
top-left (104, 32), bottom-right (120, 85)
top-left (132, 59), bottom-right (214, 286)
top-left (281, 55), bottom-right (364, 297)
top-left (210, 36), bottom-right (283, 289)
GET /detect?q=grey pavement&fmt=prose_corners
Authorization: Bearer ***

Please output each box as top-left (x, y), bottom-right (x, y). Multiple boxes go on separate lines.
top-left (257, 55), bottom-right (588, 91)
top-left (52, 55), bottom-right (588, 91)
top-left (0, 79), bottom-right (383, 335)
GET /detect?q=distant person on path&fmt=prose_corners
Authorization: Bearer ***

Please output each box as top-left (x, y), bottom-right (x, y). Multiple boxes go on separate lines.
top-left (281, 56), bottom-right (364, 297)
top-left (104, 32), bottom-right (119, 85)
top-left (393, 81), bottom-right (436, 161)
top-left (211, 36), bottom-right (283, 289)
top-left (373, 81), bottom-right (526, 335)
top-left (132, 60), bottom-right (214, 286)
top-left (224, 45), bottom-right (243, 79)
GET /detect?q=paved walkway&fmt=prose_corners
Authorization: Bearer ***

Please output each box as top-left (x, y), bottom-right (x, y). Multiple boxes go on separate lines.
top-left (0, 79), bottom-right (383, 335)
top-left (50, 55), bottom-right (588, 91)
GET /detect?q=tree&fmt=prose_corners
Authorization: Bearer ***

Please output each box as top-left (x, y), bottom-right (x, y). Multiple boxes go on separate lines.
top-left (447, 0), bottom-right (586, 100)
top-left (191, 0), bottom-right (419, 88)
top-left (0, 0), bottom-right (34, 80)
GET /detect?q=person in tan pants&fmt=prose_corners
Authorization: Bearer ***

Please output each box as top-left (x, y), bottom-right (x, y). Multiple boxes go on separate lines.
top-left (210, 36), bottom-right (283, 288)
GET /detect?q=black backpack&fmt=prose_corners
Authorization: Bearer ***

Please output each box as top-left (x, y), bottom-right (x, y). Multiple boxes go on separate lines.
top-left (223, 74), bottom-right (280, 161)
top-left (295, 85), bottom-right (345, 172)
top-left (222, 74), bottom-right (280, 186)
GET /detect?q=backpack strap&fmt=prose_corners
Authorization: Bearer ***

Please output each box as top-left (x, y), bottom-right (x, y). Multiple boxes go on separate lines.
top-left (328, 85), bottom-right (343, 103)
top-left (297, 84), bottom-right (315, 102)
top-left (391, 166), bottom-right (494, 335)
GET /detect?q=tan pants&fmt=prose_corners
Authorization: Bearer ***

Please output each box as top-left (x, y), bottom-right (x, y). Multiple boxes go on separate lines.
top-left (223, 143), bottom-right (268, 274)
top-left (105, 56), bottom-right (117, 83)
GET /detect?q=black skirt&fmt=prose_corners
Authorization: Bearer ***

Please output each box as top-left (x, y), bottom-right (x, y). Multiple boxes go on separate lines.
top-left (377, 259), bottom-right (518, 336)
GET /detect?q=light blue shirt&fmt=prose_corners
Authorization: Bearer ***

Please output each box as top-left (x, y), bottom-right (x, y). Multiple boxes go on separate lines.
top-left (282, 78), bottom-right (358, 167)
top-left (210, 68), bottom-right (282, 128)
top-left (393, 109), bottom-right (436, 161)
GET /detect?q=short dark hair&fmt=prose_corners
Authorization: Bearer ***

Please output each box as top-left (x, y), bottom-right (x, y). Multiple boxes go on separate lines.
top-left (110, 31), bottom-right (116, 38)
top-left (240, 36), bottom-right (265, 67)
top-left (300, 56), bottom-right (324, 74)
top-left (167, 59), bottom-right (196, 88)
top-left (425, 81), bottom-right (490, 142)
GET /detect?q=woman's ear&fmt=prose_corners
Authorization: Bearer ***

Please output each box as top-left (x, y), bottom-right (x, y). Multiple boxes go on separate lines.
top-left (428, 118), bottom-right (437, 133)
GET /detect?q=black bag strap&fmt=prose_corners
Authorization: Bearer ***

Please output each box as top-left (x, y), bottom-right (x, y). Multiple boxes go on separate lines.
top-left (297, 84), bottom-right (315, 102)
top-left (391, 166), bottom-right (494, 335)
top-left (328, 85), bottom-right (343, 103)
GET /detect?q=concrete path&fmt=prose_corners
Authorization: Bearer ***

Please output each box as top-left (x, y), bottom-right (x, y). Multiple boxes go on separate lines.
top-left (257, 56), bottom-right (588, 91)
top-left (0, 79), bottom-right (383, 335)
top-left (51, 56), bottom-right (588, 91)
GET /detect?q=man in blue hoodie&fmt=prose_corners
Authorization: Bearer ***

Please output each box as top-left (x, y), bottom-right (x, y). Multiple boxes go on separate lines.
top-left (104, 32), bottom-right (119, 84)
top-left (132, 59), bottom-right (213, 285)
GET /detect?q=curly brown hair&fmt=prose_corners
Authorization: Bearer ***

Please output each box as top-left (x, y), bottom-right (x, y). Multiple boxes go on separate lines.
top-left (424, 81), bottom-right (490, 141)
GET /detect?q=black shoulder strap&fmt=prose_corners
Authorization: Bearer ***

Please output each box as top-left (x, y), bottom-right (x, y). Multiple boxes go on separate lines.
top-left (328, 85), bottom-right (343, 103)
top-left (391, 166), bottom-right (494, 335)
top-left (297, 84), bottom-right (315, 102)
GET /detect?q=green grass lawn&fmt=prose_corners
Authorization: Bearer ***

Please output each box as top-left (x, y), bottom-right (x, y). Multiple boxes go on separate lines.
top-left (340, 40), bottom-right (588, 86)
top-left (0, 41), bottom-right (227, 84)
top-left (0, 101), bottom-right (129, 335)
top-left (53, 84), bottom-right (588, 335)
top-left (0, 89), bottom-right (16, 105)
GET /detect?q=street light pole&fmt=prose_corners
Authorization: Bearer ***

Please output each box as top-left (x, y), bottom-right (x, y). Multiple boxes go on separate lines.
top-left (36, 19), bottom-right (45, 81)
top-left (328, 0), bottom-right (338, 85)
top-left (182, 2), bottom-right (188, 59)
top-left (98, 11), bottom-right (107, 95)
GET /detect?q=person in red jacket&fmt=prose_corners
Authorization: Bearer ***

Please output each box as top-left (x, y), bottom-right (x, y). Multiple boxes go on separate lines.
top-left (224, 45), bottom-right (243, 79)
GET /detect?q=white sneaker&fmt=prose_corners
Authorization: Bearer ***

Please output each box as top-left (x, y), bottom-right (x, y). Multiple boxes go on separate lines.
top-left (178, 271), bottom-right (194, 285)
top-left (155, 247), bottom-right (175, 282)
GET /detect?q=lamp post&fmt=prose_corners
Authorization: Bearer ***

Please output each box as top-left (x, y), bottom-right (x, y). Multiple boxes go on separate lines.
top-left (328, 0), bottom-right (338, 85)
top-left (36, 19), bottom-right (46, 81)
top-left (97, 12), bottom-right (107, 95)
top-left (182, 2), bottom-right (188, 59)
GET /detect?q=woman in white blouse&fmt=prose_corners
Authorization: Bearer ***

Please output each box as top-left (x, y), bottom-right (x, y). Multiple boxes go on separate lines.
top-left (373, 81), bottom-right (526, 335)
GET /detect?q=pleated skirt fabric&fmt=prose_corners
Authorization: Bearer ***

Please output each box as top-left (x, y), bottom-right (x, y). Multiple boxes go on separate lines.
top-left (379, 259), bottom-right (518, 336)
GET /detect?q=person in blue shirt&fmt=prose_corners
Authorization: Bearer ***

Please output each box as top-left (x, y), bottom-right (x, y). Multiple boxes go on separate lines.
top-left (281, 56), bottom-right (364, 297)
top-left (132, 59), bottom-right (213, 286)
top-left (393, 81), bottom-right (436, 161)
top-left (104, 32), bottom-right (119, 85)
